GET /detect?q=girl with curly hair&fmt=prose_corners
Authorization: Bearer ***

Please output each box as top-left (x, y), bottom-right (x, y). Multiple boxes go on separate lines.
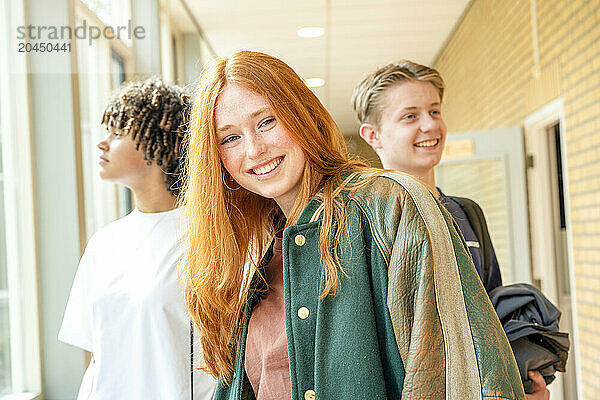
top-left (59, 78), bottom-right (216, 399)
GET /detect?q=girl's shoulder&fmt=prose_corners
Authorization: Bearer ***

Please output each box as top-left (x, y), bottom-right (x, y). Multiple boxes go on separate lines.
top-left (84, 209), bottom-right (140, 249)
top-left (346, 170), bottom-right (435, 231)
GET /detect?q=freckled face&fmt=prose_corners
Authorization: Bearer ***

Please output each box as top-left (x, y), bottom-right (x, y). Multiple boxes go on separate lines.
top-left (214, 83), bottom-right (306, 215)
top-left (376, 80), bottom-right (447, 177)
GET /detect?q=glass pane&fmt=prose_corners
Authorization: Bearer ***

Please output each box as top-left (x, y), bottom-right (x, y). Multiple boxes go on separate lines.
top-left (80, 0), bottom-right (112, 25)
top-left (110, 51), bottom-right (132, 216)
top-left (111, 51), bottom-right (125, 91)
top-left (80, 0), bottom-right (131, 37)
top-left (0, 182), bottom-right (6, 290)
top-left (77, 36), bottom-right (96, 242)
top-left (0, 171), bottom-right (11, 395)
top-left (436, 157), bottom-right (513, 283)
top-left (78, 15), bottom-right (123, 239)
top-left (0, 0), bottom-right (11, 391)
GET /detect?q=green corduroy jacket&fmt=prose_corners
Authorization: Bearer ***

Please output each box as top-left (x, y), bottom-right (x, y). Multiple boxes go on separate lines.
top-left (214, 172), bottom-right (525, 400)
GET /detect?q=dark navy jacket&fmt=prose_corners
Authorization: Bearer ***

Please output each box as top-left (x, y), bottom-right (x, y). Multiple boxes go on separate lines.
top-left (439, 189), bottom-right (503, 293)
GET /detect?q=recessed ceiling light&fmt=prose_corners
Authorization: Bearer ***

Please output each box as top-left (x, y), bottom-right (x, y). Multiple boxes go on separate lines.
top-left (305, 78), bottom-right (325, 88)
top-left (297, 27), bottom-right (324, 38)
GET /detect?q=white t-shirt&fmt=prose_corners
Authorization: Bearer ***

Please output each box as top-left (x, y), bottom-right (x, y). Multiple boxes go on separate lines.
top-left (59, 207), bottom-right (216, 399)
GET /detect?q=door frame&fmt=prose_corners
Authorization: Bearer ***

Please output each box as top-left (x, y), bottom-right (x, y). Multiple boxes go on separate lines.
top-left (523, 97), bottom-right (582, 399)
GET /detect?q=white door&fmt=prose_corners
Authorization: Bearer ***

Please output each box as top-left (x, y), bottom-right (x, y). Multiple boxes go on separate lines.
top-left (525, 99), bottom-right (579, 400)
top-left (435, 126), bottom-right (531, 285)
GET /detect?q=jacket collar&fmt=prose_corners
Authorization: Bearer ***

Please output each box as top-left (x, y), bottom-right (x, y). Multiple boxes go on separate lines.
top-left (295, 170), bottom-right (363, 225)
top-left (295, 197), bottom-right (323, 225)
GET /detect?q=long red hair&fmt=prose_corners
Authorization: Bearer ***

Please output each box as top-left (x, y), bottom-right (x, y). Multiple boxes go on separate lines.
top-left (182, 50), bottom-right (376, 381)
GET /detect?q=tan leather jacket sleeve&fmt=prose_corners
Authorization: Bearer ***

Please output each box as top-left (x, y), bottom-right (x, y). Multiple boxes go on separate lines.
top-left (357, 172), bottom-right (525, 400)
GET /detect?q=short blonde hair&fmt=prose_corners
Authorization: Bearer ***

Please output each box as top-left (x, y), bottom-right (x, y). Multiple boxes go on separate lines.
top-left (352, 60), bottom-right (445, 127)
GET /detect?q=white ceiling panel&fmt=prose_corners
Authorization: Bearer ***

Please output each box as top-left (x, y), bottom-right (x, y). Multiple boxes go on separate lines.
top-left (176, 0), bottom-right (471, 134)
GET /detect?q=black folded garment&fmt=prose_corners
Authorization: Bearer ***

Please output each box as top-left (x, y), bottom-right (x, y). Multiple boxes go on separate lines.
top-left (489, 283), bottom-right (570, 394)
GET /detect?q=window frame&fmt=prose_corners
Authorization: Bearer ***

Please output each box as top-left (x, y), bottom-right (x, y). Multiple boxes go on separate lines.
top-left (0, 0), bottom-right (42, 398)
top-left (75, 0), bottom-right (135, 234)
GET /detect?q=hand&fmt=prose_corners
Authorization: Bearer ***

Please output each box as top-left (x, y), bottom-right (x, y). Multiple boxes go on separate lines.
top-left (525, 371), bottom-right (550, 400)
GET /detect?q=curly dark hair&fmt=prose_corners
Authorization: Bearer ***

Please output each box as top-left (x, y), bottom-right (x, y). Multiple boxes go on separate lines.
top-left (101, 77), bottom-right (191, 195)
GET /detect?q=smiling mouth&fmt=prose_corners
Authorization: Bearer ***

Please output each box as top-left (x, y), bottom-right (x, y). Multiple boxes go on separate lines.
top-left (414, 139), bottom-right (439, 148)
top-left (251, 156), bottom-right (284, 175)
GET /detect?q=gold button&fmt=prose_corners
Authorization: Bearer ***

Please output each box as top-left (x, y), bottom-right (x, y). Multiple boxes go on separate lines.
top-left (294, 234), bottom-right (306, 246)
top-left (304, 389), bottom-right (315, 400)
top-left (297, 307), bottom-right (309, 319)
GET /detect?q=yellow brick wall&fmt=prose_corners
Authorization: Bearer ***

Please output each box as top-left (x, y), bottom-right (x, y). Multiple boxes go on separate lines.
top-left (435, 0), bottom-right (600, 397)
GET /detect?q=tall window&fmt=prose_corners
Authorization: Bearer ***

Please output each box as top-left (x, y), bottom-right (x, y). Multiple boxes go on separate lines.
top-left (0, 0), bottom-right (41, 396)
top-left (0, 114), bottom-right (10, 395)
top-left (80, 0), bottom-right (131, 43)
top-left (111, 50), bottom-right (125, 89)
top-left (76, 1), bottom-right (134, 239)
top-left (111, 50), bottom-right (133, 216)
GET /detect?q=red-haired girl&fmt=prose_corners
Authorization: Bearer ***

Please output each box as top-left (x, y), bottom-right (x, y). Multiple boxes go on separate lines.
top-left (183, 51), bottom-right (525, 400)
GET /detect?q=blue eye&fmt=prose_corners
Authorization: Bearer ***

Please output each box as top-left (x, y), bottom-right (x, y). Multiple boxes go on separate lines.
top-left (258, 117), bottom-right (276, 132)
top-left (221, 135), bottom-right (240, 145)
top-left (403, 114), bottom-right (416, 121)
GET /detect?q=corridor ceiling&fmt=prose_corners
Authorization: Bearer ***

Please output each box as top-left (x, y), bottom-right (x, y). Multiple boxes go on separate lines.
top-left (175, 0), bottom-right (471, 134)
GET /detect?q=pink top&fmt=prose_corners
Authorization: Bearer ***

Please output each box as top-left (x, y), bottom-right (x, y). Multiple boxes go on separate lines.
top-left (245, 233), bottom-right (292, 400)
